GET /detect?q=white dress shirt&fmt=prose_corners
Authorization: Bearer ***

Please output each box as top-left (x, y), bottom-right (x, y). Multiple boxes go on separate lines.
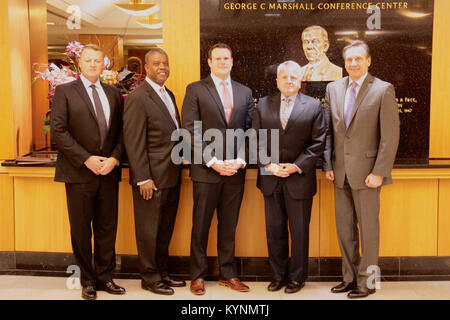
top-left (79, 74), bottom-right (111, 127)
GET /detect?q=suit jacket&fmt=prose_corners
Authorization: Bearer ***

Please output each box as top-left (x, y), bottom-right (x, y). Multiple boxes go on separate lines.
top-left (123, 81), bottom-right (182, 188)
top-left (181, 75), bottom-right (254, 184)
top-left (51, 78), bottom-right (124, 183)
top-left (323, 73), bottom-right (400, 190)
top-left (253, 92), bottom-right (326, 199)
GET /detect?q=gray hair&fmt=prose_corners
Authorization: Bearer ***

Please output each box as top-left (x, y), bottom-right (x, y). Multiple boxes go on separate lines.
top-left (145, 48), bottom-right (168, 64)
top-left (277, 60), bottom-right (302, 76)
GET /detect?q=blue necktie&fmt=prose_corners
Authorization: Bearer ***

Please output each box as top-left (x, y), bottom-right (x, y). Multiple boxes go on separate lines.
top-left (345, 82), bottom-right (358, 127)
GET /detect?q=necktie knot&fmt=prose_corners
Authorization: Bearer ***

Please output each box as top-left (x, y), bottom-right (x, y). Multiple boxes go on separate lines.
top-left (350, 82), bottom-right (358, 90)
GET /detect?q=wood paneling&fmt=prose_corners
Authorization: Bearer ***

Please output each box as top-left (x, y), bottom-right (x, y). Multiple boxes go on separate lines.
top-left (430, 0), bottom-right (450, 158)
top-left (379, 179), bottom-right (438, 256)
top-left (29, 0), bottom-right (49, 150)
top-left (5, 167), bottom-right (450, 257)
top-left (0, 2), bottom-right (17, 159)
top-left (438, 179), bottom-right (450, 256)
top-left (319, 177), bottom-right (340, 257)
top-left (14, 176), bottom-right (72, 252)
top-left (0, 171), bottom-right (15, 251)
top-left (8, 0), bottom-right (33, 157)
top-left (162, 0), bottom-right (200, 110)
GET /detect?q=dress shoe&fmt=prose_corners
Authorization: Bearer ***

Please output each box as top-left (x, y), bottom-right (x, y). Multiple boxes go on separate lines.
top-left (96, 280), bottom-right (126, 295)
top-left (81, 285), bottom-right (97, 300)
top-left (142, 280), bottom-right (174, 295)
top-left (163, 276), bottom-right (186, 287)
top-left (284, 281), bottom-right (305, 294)
top-left (218, 278), bottom-right (250, 292)
top-left (347, 287), bottom-right (376, 299)
top-left (267, 279), bottom-right (288, 292)
top-left (331, 281), bottom-right (357, 293)
top-left (190, 278), bottom-right (206, 295)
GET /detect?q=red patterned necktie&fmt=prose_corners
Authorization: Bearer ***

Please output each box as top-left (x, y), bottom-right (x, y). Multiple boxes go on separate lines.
top-left (221, 80), bottom-right (233, 124)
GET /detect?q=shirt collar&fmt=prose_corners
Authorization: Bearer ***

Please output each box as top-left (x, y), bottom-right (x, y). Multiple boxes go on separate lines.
top-left (210, 73), bottom-right (231, 88)
top-left (348, 72), bottom-right (368, 89)
top-left (281, 93), bottom-right (298, 103)
top-left (80, 74), bottom-right (101, 90)
top-left (146, 77), bottom-right (166, 93)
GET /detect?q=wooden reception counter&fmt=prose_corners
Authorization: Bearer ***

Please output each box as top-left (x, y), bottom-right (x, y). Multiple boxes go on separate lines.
top-left (1, 162), bottom-right (450, 279)
top-left (2, 163), bottom-right (450, 257)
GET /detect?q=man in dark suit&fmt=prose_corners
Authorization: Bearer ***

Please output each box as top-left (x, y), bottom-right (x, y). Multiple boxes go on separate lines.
top-left (253, 60), bottom-right (326, 293)
top-left (182, 43), bottom-right (254, 295)
top-left (123, 48), bottom-right (185, 295)
top-left (323, 40), bottom-right (400, 298)
top-left (51, 44), bottom-right (126, 300)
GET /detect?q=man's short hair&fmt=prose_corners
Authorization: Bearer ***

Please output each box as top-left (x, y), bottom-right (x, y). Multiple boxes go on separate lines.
top-left (343, 40), bottom-right (371, 59)
top-left (208, 43), bottom-right (233, 60)
top-left (302, 25), bottom-right (329, 42)
top-left (145, 48), bottom-right (168, 64)
top-left (80, 44), bottom-right (105, 57)
top-left (277, 60), bottom-right (302, 76)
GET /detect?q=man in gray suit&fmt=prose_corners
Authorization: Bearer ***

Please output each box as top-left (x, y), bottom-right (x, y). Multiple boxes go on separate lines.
top-left (323, 40), bottom-right (400, 298)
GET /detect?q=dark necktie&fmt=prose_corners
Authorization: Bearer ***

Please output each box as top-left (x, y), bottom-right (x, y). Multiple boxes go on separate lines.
top-left (90, 84), bottom-right (108, 149)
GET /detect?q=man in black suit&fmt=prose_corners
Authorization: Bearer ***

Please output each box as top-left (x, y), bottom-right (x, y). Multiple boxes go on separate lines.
top-left (252, 61), bottom-right (326, 293)
top-left (182, 43), bottom-right (254, 295)
top-left (51, 44), bottom-right (126, 300)
top-left (123, 48), bottom-right (185, 295)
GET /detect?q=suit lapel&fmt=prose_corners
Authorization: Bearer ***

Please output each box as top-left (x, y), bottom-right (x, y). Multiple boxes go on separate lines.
top-left (167, 88), bottom-right (181, 128)
top-left (338, 76), bottom-right (349, 121)
top-left (73, 78), bottom-right (98, 123)
top-left (269, 93), bottom-right (282, 131)
top-left (347, 73), bottom-right (374, 128)
top-left (203, 76), bottom-right (228, 126)
top-left (284, 94), bottom-right (308, 132)
top-left (228, 80), bottom-right (240, 126)
top-left (144, 81), bottom-right (177, 130)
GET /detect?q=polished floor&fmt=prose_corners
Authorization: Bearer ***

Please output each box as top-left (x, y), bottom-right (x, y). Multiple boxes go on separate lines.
top-left (0, 275), bottom-right (449, 300)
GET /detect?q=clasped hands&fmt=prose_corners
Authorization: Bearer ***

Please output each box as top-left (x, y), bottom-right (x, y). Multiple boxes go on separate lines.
top-left (265, 163), bottom-right (298, 178)
top-left (325, 170), bottom-right (383, 188)
top-left (84, 156), bottom-right (118, 176)
top-left (211, 159), bottom-right (244, 176)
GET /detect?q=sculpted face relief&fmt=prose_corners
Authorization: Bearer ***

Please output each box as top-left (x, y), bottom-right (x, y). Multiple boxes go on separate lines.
top-left (302, 28), bottom-right (328, 64)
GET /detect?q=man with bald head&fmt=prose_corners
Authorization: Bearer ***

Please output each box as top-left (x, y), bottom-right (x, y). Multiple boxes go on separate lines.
top-left (300, 25), bottom-right (342, 82)
top-left (252, 61), bottom-right (326, 293)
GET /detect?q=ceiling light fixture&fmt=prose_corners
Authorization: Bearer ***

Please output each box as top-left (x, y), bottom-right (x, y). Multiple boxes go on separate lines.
top-left (114, 0), bottom-right (160, 17)
top-left (135, 14), bottom-right (163, 29)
